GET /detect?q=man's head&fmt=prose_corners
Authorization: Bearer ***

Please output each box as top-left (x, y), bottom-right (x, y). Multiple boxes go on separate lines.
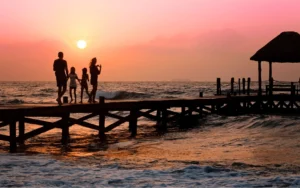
top-left (58, 52), bottom-right (64, 59)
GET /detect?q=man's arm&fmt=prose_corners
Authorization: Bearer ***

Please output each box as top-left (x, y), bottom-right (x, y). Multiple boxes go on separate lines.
top-left (65, 61), bottom-right (69, 77)
top-left (53, 61), bottom-right (56, 71)
top-left (98, 65), bottom-right (102, 75)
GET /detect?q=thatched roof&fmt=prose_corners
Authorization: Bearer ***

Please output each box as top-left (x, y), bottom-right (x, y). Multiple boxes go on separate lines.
top-left (250, 31), bottom-right (300, 62)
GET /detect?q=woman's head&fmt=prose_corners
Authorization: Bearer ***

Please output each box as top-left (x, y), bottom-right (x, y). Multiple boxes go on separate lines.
top-left (90, 57), bottom-right (97, 67)
top-left (82, 68), bottom-right (87, 74)
top-left (70, 67), bottom-right (75, 74)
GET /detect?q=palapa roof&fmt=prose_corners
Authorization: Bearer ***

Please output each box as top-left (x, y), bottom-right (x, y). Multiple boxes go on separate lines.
top-left (250, 31), bottom-right (300, 63)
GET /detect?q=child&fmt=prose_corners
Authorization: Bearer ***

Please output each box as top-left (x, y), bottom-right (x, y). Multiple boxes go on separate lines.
top-left (80, 68), bottom-right (90, 103)
top-left (68, 67), bottom-right (80, 103)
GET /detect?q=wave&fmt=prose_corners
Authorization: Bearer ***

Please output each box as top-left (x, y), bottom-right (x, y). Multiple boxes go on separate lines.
top-left (96, 90), bottom-right (153, 100)
top-left (0, 99), bottom-right (25, 104)
top-left (204, 115), bottom-right (300, 130)
top-left (40, 88), bottom-right (56, 93)
top-left (31, 93), bottom-right (53, 97)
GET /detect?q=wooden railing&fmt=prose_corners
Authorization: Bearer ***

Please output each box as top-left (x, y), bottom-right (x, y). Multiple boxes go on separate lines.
top-left (266, 82), bottom-right (299, 95)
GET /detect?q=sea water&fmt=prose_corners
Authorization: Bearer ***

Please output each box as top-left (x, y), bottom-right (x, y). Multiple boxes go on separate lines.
top-left (1, 81), bottom-right (300, 187)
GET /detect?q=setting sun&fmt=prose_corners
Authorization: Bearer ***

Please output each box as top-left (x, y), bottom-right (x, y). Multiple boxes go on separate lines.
top-left (77, 40), bottom-right (87, 49)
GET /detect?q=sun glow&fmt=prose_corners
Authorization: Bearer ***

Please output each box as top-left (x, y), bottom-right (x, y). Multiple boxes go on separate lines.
top-left (77, 40), bottom-right (87, 49)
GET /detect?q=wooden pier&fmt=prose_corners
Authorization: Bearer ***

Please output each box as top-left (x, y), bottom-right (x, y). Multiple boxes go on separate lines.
top-left (1, 94), bottom-right (300, 152)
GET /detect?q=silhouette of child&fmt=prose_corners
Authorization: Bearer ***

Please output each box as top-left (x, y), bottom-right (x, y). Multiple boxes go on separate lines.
top-left (80, 68), bottom-right (90, 103)
top-left (68, 67), bottom-right (80, 103)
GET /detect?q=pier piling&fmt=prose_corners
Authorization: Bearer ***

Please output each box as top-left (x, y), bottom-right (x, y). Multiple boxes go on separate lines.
top-left (18, 114), bottom-right (25, 145)
top-left (230, 77), bottom-right (234, 94)
top-left (242, 78), bottom-right (246, 94)
top-left (9, 120), bottom-right (17, 152)
top-left (99, 97), bottom-right (106, 141)
top-left (247, 78), bottom-right (251, 95)
top-left (61, 113), bottom-right (70, 145)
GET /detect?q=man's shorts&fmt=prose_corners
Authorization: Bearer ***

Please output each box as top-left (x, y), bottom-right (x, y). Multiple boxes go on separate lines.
top-left (56, 76), bottom-right (67, 87)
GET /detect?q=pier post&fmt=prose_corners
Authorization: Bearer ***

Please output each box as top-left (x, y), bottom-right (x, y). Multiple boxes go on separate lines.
top-left (18, 114), bottom-right (25, 145)
top-left (216, 78), bottom-right (221, 95)
top-left (291, 82), bottom-right (295, 109)
top-left (238, 78), bottom-right (241, 95)
top-left (247, 78), bottom-right (251, 96)
top-left (63, 96), bottom-right (68, 104)
top-left (99, 97), bottom-right (106, 141)
top-left (156, 109), bottom-right (161, 125)
top-left (129, 109), bottom-right (138, 137)
top-left (61, 113), bottom-right (70, 145)
top-left (242, 78), bottom-right (246, 94)
top-left (9, 120), bottom-right (17, 152)
top-left (181, 107), bottom-right (186, 116)
top-left (161, 109), bottom-right (168, 131)
top-left (198, 106), bottom-right (203, 117)
top-left (199, 91), bottom-right (203, 97)
top-left (230, 77), bottom-right (234, 94)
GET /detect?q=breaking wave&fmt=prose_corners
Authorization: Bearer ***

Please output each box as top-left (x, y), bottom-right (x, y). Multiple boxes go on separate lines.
top-left (96, 90), bottom-right (153, 100)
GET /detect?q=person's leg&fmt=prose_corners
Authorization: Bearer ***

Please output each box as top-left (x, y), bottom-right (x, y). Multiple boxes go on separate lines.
top-left (89, 85), bottom-right (94, 103)
top-left (80, 87), bottom-right (84, 103)
top-left (92, 85), bottom-right (97, 103)
top-left (69, 88), bottom-right (73, 103)
top-left (57, 86), bottom-right (62, 104)
top-left (85, 86), bottom-right (90, 99)
top-left (61, 84), bottom-right (67, 97)
top-left (74, 88), bottom-right (77, 103)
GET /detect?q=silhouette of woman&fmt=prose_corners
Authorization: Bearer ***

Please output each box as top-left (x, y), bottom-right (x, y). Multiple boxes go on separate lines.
top-left (89, 58), bottom-right (101, 103)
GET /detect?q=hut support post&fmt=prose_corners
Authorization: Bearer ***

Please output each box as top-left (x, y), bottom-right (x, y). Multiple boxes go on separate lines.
top-left (269, 62), bottom-right (273, 96)
top-left (258, 61), bottom-right (262, 96)
top-left (9, 120), bottom-right (17, 152)
top-left (99, 97), bottom-right (106, 141)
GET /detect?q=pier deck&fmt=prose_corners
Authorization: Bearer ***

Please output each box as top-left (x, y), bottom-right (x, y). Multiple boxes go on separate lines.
top-left (1, 94), bottom-right (300, 152)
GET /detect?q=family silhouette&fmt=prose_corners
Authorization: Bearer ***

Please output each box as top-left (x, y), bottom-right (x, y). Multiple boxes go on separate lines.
top-left (53, 52), bottom-right (102, 105)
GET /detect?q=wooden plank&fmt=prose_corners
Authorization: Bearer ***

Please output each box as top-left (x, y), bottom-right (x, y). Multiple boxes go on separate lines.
top-left (138, 109), bottom-right (158, 121)
top-left (106, 112), bottom-right (126, 120)
top-left (0, 134), bottom-right (10, 141)
top-left (69, 118), bottom-right (98, 130)
top-left (68, 113), bottom-right (98, 126)
top-left (0, 121), bottom-right (8, 128)
top-left (24, 118), bottom-right (59, 127)
top-left (23, 126), bottom-right (56, 141)
top-left (105, 115), bottom-right (131, 132)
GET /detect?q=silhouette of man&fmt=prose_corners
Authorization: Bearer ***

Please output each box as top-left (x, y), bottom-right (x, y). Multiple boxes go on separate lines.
top-left (53, 52), bottom-right (68, 105)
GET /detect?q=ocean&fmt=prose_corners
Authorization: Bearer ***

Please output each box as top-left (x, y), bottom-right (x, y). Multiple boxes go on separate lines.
top-left (1, 81), bottom-right (300, 187)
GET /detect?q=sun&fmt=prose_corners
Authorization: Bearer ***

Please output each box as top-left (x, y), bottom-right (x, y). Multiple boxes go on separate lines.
top-left (77, 40), bottom-right (87, 49)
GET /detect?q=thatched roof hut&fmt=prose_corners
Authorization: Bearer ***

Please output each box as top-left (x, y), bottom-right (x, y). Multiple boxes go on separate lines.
top-left (250, 31), bottom-right (300, 95)
top-left (251, 31), bottom-right (300, 62)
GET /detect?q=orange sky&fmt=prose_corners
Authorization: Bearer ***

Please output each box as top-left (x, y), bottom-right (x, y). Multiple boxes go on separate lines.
top-left (1, 0), bottom-right (300, 81)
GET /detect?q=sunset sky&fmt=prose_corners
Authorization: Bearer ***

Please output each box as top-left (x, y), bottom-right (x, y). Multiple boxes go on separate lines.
top-left (1, 0), bottom-right (300, 81)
